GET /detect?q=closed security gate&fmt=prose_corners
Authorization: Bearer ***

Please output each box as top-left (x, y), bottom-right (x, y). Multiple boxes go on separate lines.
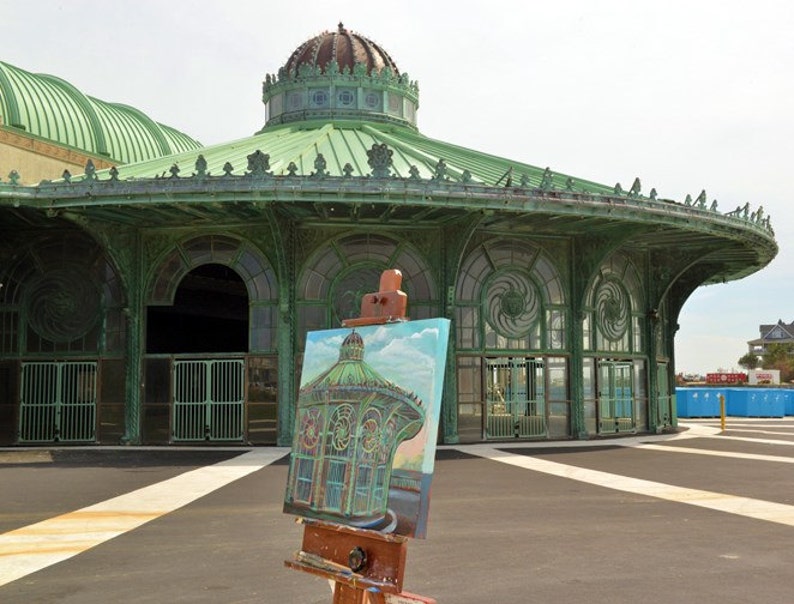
top-left (598, 361), bottom-right (634, 433)
top-left (485, 357), bottom-right (546, 439)
top-left (172, 359), bottom-right (245, 441)
top-left (19, 361), bottom-right (97, 442)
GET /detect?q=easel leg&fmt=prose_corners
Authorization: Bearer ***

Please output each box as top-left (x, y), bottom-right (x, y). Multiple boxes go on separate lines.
top-left (331, 583), bottom-right (388, 604)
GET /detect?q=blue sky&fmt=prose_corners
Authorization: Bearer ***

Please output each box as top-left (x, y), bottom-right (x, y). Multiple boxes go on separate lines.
top-left (301, 320), bottom-right (450, 410)
top-left (4, 0), bottom-right (792, 374)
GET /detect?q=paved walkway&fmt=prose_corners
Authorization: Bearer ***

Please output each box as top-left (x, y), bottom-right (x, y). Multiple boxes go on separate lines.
top-left (2, 419), bottom-right (793, 603)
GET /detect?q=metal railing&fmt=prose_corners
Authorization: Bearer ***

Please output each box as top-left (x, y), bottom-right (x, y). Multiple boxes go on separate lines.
top-left (172, 358), bottom-right (245, 441)
top-left (19, 361), bottom-right (97, 442)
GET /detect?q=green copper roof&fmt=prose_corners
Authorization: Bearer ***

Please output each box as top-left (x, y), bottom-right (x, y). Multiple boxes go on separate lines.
top-left (0, 60), bottom-right (202, 164)
top-left (88, 118), bottom-right (616, 194)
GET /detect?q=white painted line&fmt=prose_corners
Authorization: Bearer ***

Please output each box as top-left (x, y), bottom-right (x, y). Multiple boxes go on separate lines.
top-left (699, 434), bottom-right (794, 446)
top-left (711, 428), bottom-right (794, 437)
top-left (630, 443), bottom-right (794, 463)
top-left (459, 446), bottom-right (794, 527)
top-left (0, 448), bottom-right (288, 587)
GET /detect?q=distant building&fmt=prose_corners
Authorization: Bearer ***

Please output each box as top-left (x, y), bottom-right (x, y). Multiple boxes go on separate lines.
top-left (747, 320), bottom-right (794, 361)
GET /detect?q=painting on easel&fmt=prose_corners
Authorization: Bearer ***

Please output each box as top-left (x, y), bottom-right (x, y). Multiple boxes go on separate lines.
top-left (284, 318), bottom-right (450, 539)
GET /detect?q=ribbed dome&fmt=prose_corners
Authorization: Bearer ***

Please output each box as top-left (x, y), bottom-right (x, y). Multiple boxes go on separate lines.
top-left (262, 25), bottom-right (419, 130)
top-left (0, 60), bottom-right (202, 165)
top-left (284, 23), bottom-right (399, 77)
top-left (339, 330), bottom-right (364, 361)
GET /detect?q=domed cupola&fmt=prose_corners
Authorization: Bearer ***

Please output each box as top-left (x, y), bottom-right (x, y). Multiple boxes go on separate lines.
top-left (261, 23), bottom-right (419, 130)
top-left (338, 330), bottom-right (365, 362)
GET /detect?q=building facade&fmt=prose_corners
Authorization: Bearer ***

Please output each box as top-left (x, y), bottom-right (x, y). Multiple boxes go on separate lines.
top-left (748, 320), bottom-right (794, 361)
top-left (0, 26), bottom-right (777, 446)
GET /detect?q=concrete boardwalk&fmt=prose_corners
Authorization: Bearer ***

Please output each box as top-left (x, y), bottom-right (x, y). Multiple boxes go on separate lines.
top-left (1, 419), bottom-right (794, 603)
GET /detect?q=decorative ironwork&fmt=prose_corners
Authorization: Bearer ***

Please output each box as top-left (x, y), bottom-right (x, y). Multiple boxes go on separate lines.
top-left (247, 150), bottom-right (272, 177)
top-left (628, 177), bottom-right (641, 198)
top-left (432, 159), bottom-right (448, 181)
top-left (595, 279), bottom-right (630, 341)
top-left (485, 270), bottom-right (539, 338)
top-left (24, 267), bottom-right (100, 342)
top-left (84, 160), bottom-right (97, 181)
top-left (312, 154), bottom-right (329, 178)
top-left (367, 143), bottom-right (393, 178)
top-left (540, 167), bottom-right (554, 190)
top-left (194, 155), bottom-right (208, 177)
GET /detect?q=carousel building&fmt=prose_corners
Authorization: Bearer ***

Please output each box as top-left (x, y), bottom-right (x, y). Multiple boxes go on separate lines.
top-left (0, 25), bottom-right (777, 446)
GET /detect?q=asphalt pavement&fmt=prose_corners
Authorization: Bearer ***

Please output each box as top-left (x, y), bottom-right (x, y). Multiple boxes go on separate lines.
top-left (1, 418), bottom-right (793, 603)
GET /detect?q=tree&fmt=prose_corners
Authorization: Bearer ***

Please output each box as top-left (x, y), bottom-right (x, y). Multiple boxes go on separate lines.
top-left (737, 352), bottom-right (759, 370)
top-left (762, 343), bottom-right (794, 382)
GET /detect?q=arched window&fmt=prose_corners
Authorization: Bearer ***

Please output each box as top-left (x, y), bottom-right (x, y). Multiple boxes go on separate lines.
top-left (0, 234), bottom-right (125, 355)
top-left (584, 253), bottom-right (644, 353)
top-left (296, 233), bottom-right (437, 348)
top-left (147, 235), bottom-right (278, 352)
top-left (455, 239), bottom-right (566, 352)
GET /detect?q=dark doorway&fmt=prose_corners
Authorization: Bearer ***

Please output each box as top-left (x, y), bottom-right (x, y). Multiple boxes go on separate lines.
top-left (147, 264), bottom-right (248, 353)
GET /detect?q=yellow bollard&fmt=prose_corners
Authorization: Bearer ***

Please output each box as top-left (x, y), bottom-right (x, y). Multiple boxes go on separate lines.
top-left (719, 394), bottom-right (726, 432)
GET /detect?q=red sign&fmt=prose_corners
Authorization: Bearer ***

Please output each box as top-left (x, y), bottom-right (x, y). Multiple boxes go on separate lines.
top-left (705, 372), bottom-right (747, 384)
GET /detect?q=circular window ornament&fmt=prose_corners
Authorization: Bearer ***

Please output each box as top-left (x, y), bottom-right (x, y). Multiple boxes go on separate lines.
top-left (485, 270), bottom-right (540, 338)
top-left (364, 91), bottom-right (381, 109)
top-left (337, 89), bottom-right (355, 107)
top-left (298, 407), bottom-right (322, 451)
top-left (595, 280), bottom-right (630, 341)
top-left (330, 405), bottom-right (354, 452)
top-left (24, 267), bottom-right (100, 343)
top-left (310, 89), bottom-right (329, 108)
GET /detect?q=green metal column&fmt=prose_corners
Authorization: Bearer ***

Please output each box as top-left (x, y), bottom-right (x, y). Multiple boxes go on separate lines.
top-left (647, 315), bottom-right (660, 433)
top-left (122, 232), bottom-right (143, 444)
top-left (277, 291), bottom-right (296, 446)
top-left (276, 217), bottom-right (296, 447)
top-left (570, 311), bottom-right (586, 438)
top-left (442, 286), bottom-right (459, 444)
top-left (569, 238), bottom-right (586, 439)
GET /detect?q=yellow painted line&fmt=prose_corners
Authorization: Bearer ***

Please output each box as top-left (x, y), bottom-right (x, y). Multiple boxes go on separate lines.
top-left (0, 448), bottom-right (288, 587)
top-left (459, 446), bottom-right (794, 527)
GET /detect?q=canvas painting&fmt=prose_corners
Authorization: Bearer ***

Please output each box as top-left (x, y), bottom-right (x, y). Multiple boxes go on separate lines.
top-left (284, 318), bottom-right (450, 539)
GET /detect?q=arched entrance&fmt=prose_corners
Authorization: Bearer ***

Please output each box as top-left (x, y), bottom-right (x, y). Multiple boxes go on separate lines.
top-left (147, 263), bottom-right (249, 442)
top-left (146, 264), bottom-right (248, 354)
top-left (142, 234), bottom-right (279, 444)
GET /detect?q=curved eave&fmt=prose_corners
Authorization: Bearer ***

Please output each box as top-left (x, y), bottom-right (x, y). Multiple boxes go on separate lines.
top-left (0, 173), bottom-right (777, 284)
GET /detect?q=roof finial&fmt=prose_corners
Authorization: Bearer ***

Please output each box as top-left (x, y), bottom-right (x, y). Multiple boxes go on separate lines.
top-left (338, 22), bottom-right (345, 32)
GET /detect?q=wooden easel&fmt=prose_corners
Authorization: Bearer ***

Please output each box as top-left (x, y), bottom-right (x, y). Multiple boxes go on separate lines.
top-left (285, 269), bottom-right (435, 604)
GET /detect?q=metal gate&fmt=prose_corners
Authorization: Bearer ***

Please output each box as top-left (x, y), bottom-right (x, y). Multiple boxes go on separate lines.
top-left (657, 362), bottom-right (672, 426)
top-left (172, 358), bottom-right (245, 441)
top-left (19, 361), bottom-right (97, 442)
top-left (485, 357), bottom-right (546, 439)
top-left (598, 361), bottom-right (634, 433)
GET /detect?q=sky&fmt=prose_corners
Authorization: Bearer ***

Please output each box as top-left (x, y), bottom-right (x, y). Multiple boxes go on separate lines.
top-left (3, 0), bottom-right (793, 375)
